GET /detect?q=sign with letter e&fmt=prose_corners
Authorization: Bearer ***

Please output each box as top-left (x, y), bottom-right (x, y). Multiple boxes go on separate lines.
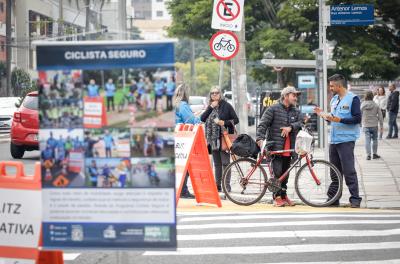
top-left (211, 0), bottom-right (244, 31)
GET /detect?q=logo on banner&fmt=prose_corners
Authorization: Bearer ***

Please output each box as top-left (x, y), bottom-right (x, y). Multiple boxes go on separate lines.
top-left (212, 0), bottom-right (244, 31)
top-left (209, 31), bottom-right (240, 61)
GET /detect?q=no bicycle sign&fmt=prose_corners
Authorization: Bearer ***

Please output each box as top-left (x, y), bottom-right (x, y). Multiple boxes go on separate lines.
top-left (211, 0), bottom-right (244, 31)
top-left (209, 31), bottom-right (239, 61)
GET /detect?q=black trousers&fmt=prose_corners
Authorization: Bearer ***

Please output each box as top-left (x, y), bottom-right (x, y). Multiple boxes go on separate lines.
top-left (212, 150), bottom-right (231, 191)
top-left (166, 95), bottom-right (173, 110)
top-left (106, 96), bottom-right (114, 111)
top-left (271, 156), bottom-right (291, 198)
top-left (154, 95), bottom-right (162, 111)
top-left (329, 142), bottom-right (362, 205)
top-left (181, 172), bottom-right (190, 195)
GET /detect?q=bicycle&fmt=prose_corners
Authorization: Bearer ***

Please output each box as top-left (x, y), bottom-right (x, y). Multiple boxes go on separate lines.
top-left (222, 130), bottom-right (343, 207)
top-left (213, 38), bottom-right (236, 52)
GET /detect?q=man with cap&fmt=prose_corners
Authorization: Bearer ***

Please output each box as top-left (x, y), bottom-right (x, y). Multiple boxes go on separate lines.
top-left (314, 74), bottom-right (362, 208)
top-left (256, 86), bottom-right (303, 207)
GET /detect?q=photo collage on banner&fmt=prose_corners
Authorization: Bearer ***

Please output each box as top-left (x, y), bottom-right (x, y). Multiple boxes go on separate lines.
top-left (37, 41), bottom-right (177, 249)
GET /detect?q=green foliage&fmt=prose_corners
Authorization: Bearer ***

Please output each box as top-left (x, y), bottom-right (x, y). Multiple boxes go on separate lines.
top-left (176, 57), bottom-right (230, 96)
top-left (11, 68), bottom-right (32, 96)
top-left (175, 39), bottom-right (212, 63)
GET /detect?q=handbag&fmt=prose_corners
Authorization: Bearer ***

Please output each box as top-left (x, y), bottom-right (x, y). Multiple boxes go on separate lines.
top-left (220, 122), bottom-right (238, 152)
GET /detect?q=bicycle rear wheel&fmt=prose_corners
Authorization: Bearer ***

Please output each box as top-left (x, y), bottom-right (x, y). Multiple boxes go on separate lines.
top-left (222, 158), bottom-right (268, 206)
top-left (295, 159), bottom-right (343, 207)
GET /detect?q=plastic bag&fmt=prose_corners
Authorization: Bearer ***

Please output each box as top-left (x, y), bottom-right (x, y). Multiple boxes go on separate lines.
top-left (295, 130), bottom-right (313, 155)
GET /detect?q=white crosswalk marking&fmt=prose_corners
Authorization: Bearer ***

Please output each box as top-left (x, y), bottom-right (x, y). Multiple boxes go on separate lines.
top-left (63, 253), bottom-right (81, 260)
top-left (143, 210), bottom-right (400, 263)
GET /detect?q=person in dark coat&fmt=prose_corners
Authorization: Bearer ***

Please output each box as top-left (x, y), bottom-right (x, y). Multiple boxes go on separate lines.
top-left (201, 86), bottom-right (239, 192)
top-left (256, 86), bottom-right (303, 207)
top-left (386, 83), bottom-right (399, 139)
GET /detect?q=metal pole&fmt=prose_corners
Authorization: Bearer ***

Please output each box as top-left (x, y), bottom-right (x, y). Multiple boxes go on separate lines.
top-left (218, 60), bottom-right (224, 89)
top-left (5, 0), bottom-right (12, 96)
top-left (230, 18), bottom-right (249, 134)
top-left (190, 39), bottom-right (196, 94)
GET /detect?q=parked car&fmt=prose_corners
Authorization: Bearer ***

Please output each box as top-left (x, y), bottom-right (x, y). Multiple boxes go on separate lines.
top-left (0, 97), bottom-right (19, 134)
top-left (223, 91), bottom-right (255, 126)
top-left (188, 96), bottom-right (207, 115)
top-left (10, 92), bottom-right (39, 159)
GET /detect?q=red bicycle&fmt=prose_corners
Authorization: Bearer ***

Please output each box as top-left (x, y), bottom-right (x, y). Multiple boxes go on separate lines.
top-left (222, 137), bottom-right (343, 207)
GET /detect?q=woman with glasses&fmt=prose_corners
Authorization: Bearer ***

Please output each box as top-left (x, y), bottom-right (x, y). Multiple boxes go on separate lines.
top-left (201, 86), bottom-right (239, 192)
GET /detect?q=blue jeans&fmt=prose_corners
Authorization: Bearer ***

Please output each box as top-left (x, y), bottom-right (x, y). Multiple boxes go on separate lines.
top-left (364, 127), bottom-right (378, 156)
top-left (388, 111), bottom-right (398, 137)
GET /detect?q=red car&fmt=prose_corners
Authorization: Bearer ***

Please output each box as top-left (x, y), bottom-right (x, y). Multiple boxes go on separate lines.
top-left (10, 91), bottom-right (39, 159)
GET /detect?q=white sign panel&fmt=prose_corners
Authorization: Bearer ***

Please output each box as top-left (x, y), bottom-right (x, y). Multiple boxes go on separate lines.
top-left (211, 0), bottom-right (244, 31)
top-left (0, 189), bottom-right (42, 248)
top-left (174, 135), bottom-right (194, 190)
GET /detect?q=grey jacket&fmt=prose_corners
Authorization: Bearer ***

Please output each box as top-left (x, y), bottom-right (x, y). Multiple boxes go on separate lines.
top-left (256, 101), bottom-right (303, 151)
top-left (361, 100), bottom-right (383, 128)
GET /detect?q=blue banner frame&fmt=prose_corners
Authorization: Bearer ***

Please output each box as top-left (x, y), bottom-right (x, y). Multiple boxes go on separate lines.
top-left (330, 4), bottom-right (374, 26)
top-left (35, 40), bottom-right (175, 70)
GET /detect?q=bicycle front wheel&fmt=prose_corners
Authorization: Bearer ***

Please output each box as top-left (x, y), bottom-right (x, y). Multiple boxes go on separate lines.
top-left (222, 158), bottom-right (268, 206)
top-left (295, 159), bottom-right (343, 207)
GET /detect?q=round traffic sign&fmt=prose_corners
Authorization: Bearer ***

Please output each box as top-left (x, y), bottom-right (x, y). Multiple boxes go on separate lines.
top-left (209, 31), bottom-right (240, 61)
top-left (216, 0), bottom-right (240, 22)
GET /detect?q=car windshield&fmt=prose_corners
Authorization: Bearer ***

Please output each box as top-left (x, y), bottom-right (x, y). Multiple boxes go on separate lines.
top-left (189, 98), bottom-right (204, 105)
top-left (23, 95), bottom-right (38, 110)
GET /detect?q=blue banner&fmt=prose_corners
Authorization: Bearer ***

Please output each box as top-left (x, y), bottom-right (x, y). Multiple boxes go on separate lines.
top-left (330, 4), bottom-right (374, 26)
top-left (36, 41), bottom-right (175, 70)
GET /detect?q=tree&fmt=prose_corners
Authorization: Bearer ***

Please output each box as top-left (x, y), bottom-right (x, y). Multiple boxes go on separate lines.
top-left (167, 0), bottom-right (400, 83)
top-left (176, 57), bottom-right (231, 95)
top-left (175, 39), bottom-right (212, 63)
top-left (11, 68), bottom-right (32, 96)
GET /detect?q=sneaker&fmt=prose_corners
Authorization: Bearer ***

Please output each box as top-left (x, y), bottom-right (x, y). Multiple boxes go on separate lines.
top-left (273, 196), bottom-right (286, 207)
top-left (393, 135), bottom-right (399, 139)
top-left (350, 203), bottom-right (361, 208)
top-left (372, 154), bottom-right (381, 159)
top-left (283, 196), bottom-right (295, 207)
top-left (366, 155), bottom-right (371, 160)
top-left (386, 136), bottom-right (393, 139)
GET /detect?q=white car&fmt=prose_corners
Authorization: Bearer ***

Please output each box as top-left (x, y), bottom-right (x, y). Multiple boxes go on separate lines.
top-left (0, 97), bottom-right (19, 133)
top-left (188, 96), bottom-right (207, 115)
top-left (223, 91), bottom-right (255, 126)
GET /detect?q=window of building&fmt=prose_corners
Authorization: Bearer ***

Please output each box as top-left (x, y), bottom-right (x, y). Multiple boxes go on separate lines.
top-left (156, 11), bottom-right (163, 17)
top-left (0, 2), bottom-right (4, 13)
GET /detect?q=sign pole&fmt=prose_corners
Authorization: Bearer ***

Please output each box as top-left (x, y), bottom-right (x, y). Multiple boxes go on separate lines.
top-left (218, 60), bottom-right (224, 89)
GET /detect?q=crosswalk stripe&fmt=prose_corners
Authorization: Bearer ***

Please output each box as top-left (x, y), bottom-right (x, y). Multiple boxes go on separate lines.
top-left (250, 261), bottom-right (400, 264)
top-left (178, 219), bottom-right (400, 230)
top-left (178, 228), bottom-right (400, 240)
top-left (143, 241), bottom-right (400, 256)
top-left (63, 253), bottom-right (81, 260)
top-left (180, 214), bottom-right (400, 222)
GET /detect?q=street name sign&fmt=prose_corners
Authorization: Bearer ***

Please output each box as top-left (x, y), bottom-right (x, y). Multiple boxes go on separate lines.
top-left (211, 0), bottom-right (244, 31)
top-left (209, 31), bottom-right (240, 60)
top-left (329, 4), bottom-right (374, 26)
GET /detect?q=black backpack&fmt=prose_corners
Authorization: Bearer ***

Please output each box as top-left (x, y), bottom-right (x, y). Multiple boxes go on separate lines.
top-left (231, 134), bottom-right (260, 158)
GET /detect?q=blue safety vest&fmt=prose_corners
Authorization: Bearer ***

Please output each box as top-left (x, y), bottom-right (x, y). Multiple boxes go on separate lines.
top-left (330, 92), bottom-right (360, 144)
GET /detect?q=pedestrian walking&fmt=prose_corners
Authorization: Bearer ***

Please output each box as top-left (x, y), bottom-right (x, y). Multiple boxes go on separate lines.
top-left (175, 83), bottom-right (200, 198)
top-left (373, 86), bottom-right (387, 139)
top-left (105, 78), bottom-right (116, 112)
top-left (256, 86), bottom-right (303, 207)
top-left (201, 86), bottom-right (239, 193)
top-left (361, 91), bottom-right (383, 160)
top-left (386, 84), bottom-right (399, 139)
top-left (314, 74), bottom-right (362, 208)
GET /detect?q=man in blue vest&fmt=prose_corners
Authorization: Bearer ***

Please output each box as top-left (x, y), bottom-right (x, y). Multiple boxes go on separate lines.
top-left (314, 74), bottom-right (362, 208)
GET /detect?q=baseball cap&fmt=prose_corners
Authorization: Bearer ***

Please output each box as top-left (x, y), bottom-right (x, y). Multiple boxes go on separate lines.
top-left (281, 86), bottom-right (301, 96)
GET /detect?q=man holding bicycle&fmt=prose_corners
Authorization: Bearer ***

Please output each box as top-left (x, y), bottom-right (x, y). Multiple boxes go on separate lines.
top-left (314, 74), bottom-right (362, 208)
top-left (256, 86), bottom-right (303, 207)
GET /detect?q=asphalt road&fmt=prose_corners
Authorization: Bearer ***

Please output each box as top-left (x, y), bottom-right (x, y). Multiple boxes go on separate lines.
top-left (63, 210), bottom-right (400, 264)
top-left (0, 139), bottom-right (39, 175)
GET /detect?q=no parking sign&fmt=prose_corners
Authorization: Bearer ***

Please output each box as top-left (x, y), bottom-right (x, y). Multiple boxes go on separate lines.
top-left (211, 0), bottom-right (244, 31)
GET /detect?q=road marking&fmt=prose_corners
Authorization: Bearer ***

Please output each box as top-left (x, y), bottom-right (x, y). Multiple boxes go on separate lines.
top-left (178, 219), bottom-right (400, 230)
top-left (143, 241), bottom-right (400, 256)
top-left (63, 253), bottom-right (81, 260)
top-left (251, 260), bottom-right (400, 264)
top-left (178, 228), bottom-right (400, 240)
top-left (180, 214), bottom-right (400, 222)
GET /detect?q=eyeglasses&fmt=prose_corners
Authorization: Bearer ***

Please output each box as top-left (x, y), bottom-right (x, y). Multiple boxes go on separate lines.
top-left (211, 92), bottom-right (220, 95)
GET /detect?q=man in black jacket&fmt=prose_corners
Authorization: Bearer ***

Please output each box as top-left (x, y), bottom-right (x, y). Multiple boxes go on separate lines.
top-left (256, 86), bottom-right (303, 207)
top-left (387, 84), bottom-right (399, 139)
